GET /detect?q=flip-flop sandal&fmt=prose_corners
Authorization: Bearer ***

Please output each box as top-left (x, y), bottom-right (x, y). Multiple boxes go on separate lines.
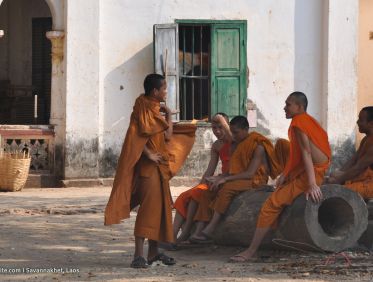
top-left (130, 256), bottom-right (149, 268)
top-left (148, 253), bottom-right (176, 266)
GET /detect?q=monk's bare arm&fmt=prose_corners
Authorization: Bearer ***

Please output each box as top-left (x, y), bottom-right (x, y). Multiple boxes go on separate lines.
top-left (335, 152), bottom-right (359, 174)
top-left (332, 146), bottom-right (373, 184)
top-left (209, 145), bottom-right (264, 191)
top-left (200, 141), bottom-right (221, 184)
top-left (160, 104), bottom-right (173, 141)
top-left (294, 127), bottom-right (322, 202)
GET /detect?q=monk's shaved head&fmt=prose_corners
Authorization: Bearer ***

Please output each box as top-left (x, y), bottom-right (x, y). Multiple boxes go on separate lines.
top-left (362, 106), bottom-right (373, 122)
top-left (214, 112), bottom-right (229, 123)
top-left (289, 91), bottom-right (308, 111)
top-left (230, 115), bottom-right (249, 129)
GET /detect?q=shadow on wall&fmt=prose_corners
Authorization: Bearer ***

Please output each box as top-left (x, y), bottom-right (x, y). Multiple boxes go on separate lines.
top-left (329, 133), bottom-right (356, 173)
top-left (99, 43), bottom-right (153, 177)
top-left (294, 0), bottom-right (323, 119)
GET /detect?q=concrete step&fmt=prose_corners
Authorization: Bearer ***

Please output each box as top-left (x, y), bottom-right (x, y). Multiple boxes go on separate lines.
top-left (24, 173), bottom-right (58, 188)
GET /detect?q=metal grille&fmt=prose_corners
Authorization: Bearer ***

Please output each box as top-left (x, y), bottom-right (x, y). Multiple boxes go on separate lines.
top-left (179, 25), bottom-right (210, 120)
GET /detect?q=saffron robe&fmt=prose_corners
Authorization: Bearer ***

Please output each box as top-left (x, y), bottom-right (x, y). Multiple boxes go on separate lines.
top-left (173, 142), bottom-right (230, 219)
top-left (194, 132), bottom-right (282, 222)
top-left (104, 94), bottom-right (196, 242)
top-left (344, 136), bottom-right (373, 199)
top-left (257, 113), bottom-right (331, 228)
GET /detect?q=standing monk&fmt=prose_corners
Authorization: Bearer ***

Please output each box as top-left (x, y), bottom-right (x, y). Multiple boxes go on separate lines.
top-left (104, 74), bottom-right (176, 268)
top-left (327, 107), bottom-right (373, 199)
top-left (190, 116), bottom-right (282, 243)
top-left (230, 92), bottom-right (331, 262)
top-left (173, 113), bottom-right (232, 243)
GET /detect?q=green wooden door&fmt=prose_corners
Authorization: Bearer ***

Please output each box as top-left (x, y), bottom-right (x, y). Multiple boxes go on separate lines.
top-left (211, 22), bottom-right (247, 118)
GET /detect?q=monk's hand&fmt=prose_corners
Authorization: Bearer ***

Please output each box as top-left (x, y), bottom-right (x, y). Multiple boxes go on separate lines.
top-left (147, 152), bottom-right (163, 164)
top-left (305, 183), bottom-right (323, 203)
top-left (160, 104), bottom-right (172, 116)
top-left (210, 177), bottom-right (226, 192)
top-left (275, 174), bottom-right (285, 189)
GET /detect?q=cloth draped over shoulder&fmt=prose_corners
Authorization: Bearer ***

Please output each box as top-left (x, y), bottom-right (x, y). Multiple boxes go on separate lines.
top-left (345, 135), bottom-right (373, 199)
top-left (282, 113), bottom-right (331, 179)
top-left (256, 113), bottom-right (331, 228)
top-left (229, 132), bottom-right (282, 180)
top-left (104, 94), bottom-right (196, 225)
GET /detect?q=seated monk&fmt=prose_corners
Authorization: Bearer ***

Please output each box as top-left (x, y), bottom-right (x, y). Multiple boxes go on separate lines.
top-left (327, 107), bottom-right (373, 199)
top-left (230, 91), bottom-right (331, 262)
top-left (189, 115), bottom-right (282, 243)
top-left (172, 113), bottom-right (232, 243)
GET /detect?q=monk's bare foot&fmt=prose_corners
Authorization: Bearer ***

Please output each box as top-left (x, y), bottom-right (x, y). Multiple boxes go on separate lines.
top-left (189, 232), bottom-right (213, 244)
top-left (229, 250), bottom-right (255, 263)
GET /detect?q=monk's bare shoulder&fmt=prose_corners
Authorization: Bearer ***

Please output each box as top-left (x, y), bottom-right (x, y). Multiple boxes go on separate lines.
top-left (212, 139), bottom-right (225, 153)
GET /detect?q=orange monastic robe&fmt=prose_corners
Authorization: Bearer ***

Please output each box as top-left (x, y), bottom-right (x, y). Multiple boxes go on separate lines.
top-left (344, 136), bottom-right (373, 199)
top-left (194, 132), bottom-right (282, 222)
top-left (257, 113), bottom-right (331, 228)
top-left (104, 94), bottom-right (196, 243)
top-left (173, 142), bottom-right (231, 219)
top-left (274, 138), bottom-right (290, 172)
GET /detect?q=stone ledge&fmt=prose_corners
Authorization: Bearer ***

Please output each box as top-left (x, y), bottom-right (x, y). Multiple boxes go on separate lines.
top-left (61, 178), bottom-right (114, 188)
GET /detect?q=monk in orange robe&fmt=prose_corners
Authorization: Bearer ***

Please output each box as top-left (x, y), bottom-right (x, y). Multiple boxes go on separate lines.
top-left (327, 107), bottom-right (373, 199)
top-left (104, 74), bottom-right (195, 268)
top-left (189, 115), bottom-right (282, 243)
top-left (173, 113), bottom-right (232, 243)
top-left (230, 91), bottom-right (331, 262)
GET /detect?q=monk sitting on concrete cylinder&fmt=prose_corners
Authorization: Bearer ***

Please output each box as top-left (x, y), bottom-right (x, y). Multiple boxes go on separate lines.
top-left (327, 107), bottom-right (373, 199)
top-left (230, 92), bottom-right (331, 262)
top-left (189, 115), bottom-right (282, 243)
top-left (172, 113), bottom-right (232, 244)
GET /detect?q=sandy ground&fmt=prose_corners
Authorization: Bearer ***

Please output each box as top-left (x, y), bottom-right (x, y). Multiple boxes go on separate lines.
top-left (0, 186), bottom-right (372, 282)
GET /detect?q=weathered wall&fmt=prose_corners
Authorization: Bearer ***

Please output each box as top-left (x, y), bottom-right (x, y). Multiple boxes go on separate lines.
top-left (0, 0), bottom-right (51, 84)
top-left (98, 0), bottom-right (329, 178)
top-left (326, 0), bottom-right (359, 169)
top-left (64, 0), bottom-right (101, 178)
top-left (357, 0), bottom-right (373, 143)
top-left (60, 0), bottom-right (358, 180)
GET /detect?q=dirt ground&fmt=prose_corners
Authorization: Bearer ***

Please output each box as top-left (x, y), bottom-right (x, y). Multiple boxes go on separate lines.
top-left (0, 186), bottom-right (372, 282)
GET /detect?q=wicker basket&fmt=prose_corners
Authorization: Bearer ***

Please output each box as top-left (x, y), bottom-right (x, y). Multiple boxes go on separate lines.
top-left (0, 151), bottom-right (31, 192)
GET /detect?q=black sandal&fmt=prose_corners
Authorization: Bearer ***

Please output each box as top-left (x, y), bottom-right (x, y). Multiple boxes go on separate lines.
top-left (148, 253), bottom-right (176, 266)
top-left (130, 256), bottom-right (149, 268)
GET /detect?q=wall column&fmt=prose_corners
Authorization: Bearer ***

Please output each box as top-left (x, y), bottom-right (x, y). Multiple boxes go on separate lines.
top-left (46, 30), bottom-right (66, 178)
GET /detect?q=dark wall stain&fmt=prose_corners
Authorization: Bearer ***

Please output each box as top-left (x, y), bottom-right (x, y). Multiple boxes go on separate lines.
top-left (65, 138), bottom-right (99, 178)
top-left (99, 147), bottom-right (119, 177)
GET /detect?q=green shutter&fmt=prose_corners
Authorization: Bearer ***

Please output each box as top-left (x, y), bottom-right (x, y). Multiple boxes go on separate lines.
top-left (211, 22), bottom-right (247, 118)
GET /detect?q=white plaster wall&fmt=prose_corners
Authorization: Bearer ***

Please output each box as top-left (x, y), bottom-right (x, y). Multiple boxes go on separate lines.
top-left (64, 0), bottom-right (101, 178)
top-left (100, 0), bottom-right (326, 157)
top-left (0, 0), bottom-right (51, 85)
top-left (326, 0), bottom-right (358, 145)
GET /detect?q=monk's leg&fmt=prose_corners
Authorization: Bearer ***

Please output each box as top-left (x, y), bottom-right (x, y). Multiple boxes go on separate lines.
top-left (134, 236), bottom-right (145, 258)
top-left (231, 180), bottom-right (303, 261)
top-left (198, 210), bottom-right (222, 238)
top-left (230, 227), bottom-right (270, 262)
top-left (173, 211), bottom-right (184, 241)
top-left (345, 181), bottom-right (373, 199)
top-left (177, 199), bottom-right (198, 242)
top-left (147, 239), bottom-right (159, 261)
top-left (198, 180), bottom-right (250, 238)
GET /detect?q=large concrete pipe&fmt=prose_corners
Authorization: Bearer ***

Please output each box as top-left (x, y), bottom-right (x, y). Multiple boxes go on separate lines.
top-left (214, 184), bottom-right (368, 253)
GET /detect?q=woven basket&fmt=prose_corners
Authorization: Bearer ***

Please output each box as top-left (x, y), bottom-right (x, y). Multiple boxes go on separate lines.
top-left (0, 152), bottom-right (31, 192)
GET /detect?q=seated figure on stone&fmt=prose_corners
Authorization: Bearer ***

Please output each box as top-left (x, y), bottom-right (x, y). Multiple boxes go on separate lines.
top-left (172, 113), bottom-right (232, 245)
top-left (189, 115), bottom-right (283, 244)
top-left (327, 107), bottom-right (373, 199)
